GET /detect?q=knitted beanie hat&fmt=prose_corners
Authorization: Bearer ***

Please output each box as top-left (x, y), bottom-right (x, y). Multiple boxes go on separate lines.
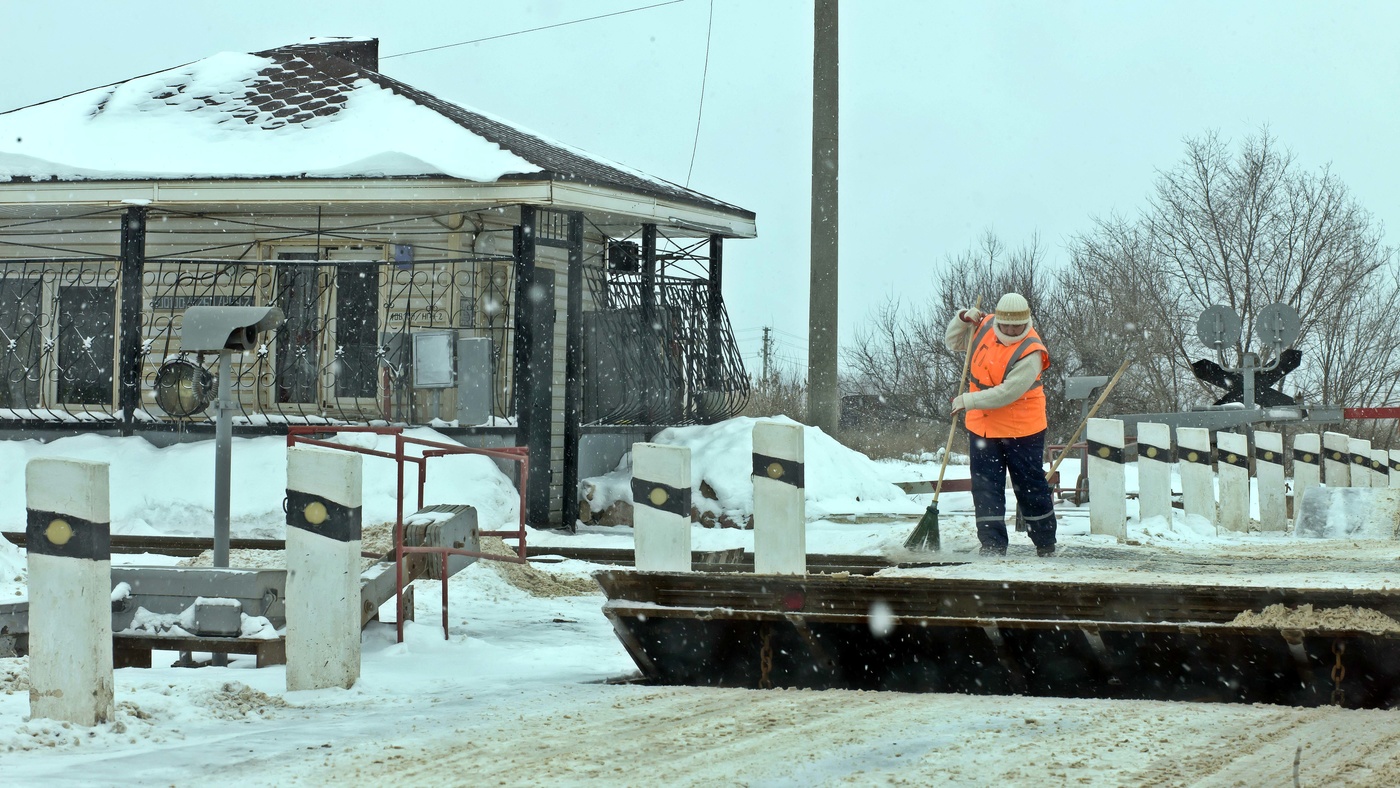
top-left (995, 292), bottom-right (1031, 325)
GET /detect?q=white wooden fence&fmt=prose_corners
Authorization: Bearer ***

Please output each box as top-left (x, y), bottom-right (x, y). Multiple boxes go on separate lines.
top-left (1087, 421), bottom-right (1394, 535)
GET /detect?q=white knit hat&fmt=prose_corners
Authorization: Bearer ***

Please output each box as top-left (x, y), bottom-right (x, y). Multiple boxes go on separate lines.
top-left (995, 292), bottom-right (1032, 325)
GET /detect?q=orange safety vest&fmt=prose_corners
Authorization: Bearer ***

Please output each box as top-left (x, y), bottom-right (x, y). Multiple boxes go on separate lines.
top-left (963, 315), bottom-right (1050, 439)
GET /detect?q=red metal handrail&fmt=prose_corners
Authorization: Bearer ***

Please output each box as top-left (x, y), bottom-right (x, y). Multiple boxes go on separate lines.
top-left (286, 425), bottom-right (530, 642)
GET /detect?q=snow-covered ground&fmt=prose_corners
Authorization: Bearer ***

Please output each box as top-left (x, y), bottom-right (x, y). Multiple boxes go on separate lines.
top-left (3, 419), bottom-right (1400, 785)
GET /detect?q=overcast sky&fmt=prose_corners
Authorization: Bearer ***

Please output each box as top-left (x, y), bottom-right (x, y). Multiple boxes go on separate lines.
top-left (5, 1), bottom-right (1400, 378)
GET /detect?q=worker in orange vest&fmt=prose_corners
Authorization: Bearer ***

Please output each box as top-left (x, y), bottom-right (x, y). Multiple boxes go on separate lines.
top-left (946, 292), bottom-right (1058, 557)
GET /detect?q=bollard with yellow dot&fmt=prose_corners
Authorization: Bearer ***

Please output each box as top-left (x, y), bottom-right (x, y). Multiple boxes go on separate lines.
top-left (631, 442), bottom-right (692, 573)
top-left (25, 456), bottom-right (114, 726)
top-left (285, 445), bottom-right (363, 692)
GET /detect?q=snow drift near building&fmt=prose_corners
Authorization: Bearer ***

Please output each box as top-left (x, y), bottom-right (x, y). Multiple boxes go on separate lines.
top-left (578, 415), bottom-right (921, 526)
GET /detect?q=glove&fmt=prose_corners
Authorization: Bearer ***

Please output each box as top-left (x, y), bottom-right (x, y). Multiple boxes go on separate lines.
top-left (959, 308), bottom-right (983, 324)
top-left (950, 394), bottom-right (968, 414)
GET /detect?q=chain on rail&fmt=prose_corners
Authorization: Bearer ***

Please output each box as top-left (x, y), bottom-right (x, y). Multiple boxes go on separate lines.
top-left (1331, 640), bottom-right (1346, 706)
top-left (758, 625), bottom-right (774, 689)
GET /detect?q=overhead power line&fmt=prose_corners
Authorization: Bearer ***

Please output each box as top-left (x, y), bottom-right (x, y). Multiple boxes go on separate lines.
top-left (384, 0), bottom-right (687, 60)
top-left (685, 0), bottom-right (714, 188)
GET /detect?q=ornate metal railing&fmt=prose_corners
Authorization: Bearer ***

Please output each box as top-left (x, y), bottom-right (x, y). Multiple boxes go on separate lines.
top-left (582, 266), bottom-right (749, 426)
top-left (0, 255), bottom-right (515, 426)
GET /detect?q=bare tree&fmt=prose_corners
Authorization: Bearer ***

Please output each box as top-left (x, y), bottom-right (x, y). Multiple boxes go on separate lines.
top-left (1065, 130), bottom-right (1399, 434)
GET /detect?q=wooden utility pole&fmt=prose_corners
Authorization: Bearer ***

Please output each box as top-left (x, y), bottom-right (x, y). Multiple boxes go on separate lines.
top-left (808, 0), bottom-right (840, 432)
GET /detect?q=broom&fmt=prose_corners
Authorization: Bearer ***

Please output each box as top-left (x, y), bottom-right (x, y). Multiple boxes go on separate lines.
top-left (905, 297), bottom-right (981, 552)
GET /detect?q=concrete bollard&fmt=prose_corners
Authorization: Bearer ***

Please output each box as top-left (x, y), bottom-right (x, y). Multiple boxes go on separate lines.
top-left (1178, 428), bottom-right (1216, 524)
top-left (752, 421), bottom-right (806, 574)
top-left (1086, 418), bottom-right (1126, 540)
top-left (1292, 433), bottom-right (1322, 512)
top-left (1390, 449), bottom-right (1400, 489)
top-left (286, 446), bottom-right (363, 692)
top-left (1136, 422), bottom-right (1174, 523)
top-left (632, 443), bottom-right (692, 573)
top-left (1255, 431), bottom-right (1286, 532)
top-left (1373, 449), bottom-right (1391, 489)
top-left (1323, 431), bottom-right (1350, 487)
top-left (1216, 431), bottom-right (1251, 532)
top-left (1349, 437), bottom-right (1372, 488)
top-left (26, 457), bottom-right (114, 726)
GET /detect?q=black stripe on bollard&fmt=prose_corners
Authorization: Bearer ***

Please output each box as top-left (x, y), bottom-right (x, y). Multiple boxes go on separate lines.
top-left (752, 453), bottom-right (805, 487)
top-left (1180, 447), bottom-right (1214, 465)
top-left (1139, 443), bottom-right (1174, 463)
top-left (1254, 446), bottom-right (1284, 465)
top-left (1219, 450), bottom-right (1250, 469)
top-left (1085, 440), bottom-right (1124, 464)
top-left (285, 489), bottom-right (361, 542)
top-left (1327, 450), bottom-right (1347, 463)
top-left (1293, 449), bottom-right (1319, 465)
top-left (25, 508), bottom-right (110, 561)
top-left (1351, 453), bottom-right (1371, 468)
top-left (1392, 459), bottom-right (1400, 474)
top-left (630, 477), bottom-right (691, 518)
top-left (1372, 458), bottom-right (1388, 473)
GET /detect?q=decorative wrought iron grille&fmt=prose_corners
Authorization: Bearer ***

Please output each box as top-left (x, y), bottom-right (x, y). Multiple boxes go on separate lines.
top-left (582, 265), bottom-right (749, 426)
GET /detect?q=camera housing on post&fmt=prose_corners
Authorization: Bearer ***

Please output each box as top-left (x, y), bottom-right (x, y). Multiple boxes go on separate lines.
top-left (180, 306), bottom-right (284, 352)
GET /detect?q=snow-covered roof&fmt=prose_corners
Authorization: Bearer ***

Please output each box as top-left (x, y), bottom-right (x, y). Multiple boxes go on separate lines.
top-left (0, 38), bottom-right (750, 217)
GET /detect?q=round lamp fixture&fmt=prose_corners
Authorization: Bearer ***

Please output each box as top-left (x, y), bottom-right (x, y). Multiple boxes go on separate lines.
top-left (153, 358), bottom-right (214, 418)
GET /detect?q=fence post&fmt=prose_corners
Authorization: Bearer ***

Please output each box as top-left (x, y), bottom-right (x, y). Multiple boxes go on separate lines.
top-left (1254, 431), bottom-right (1286, 532)
top-left (26, 457), bottom-right (113, 725)
top-left (752, 421), bottom-right (806, 574)
top-left (1292, 433), bottom-right (1321, 512)
top-left (1136, 422), bottom-right (1173, 523)
top-left (632, 443), bottom-right (692, 572)
top-left (286, 446), bottom-right (363, 691)
top-left (1349, 437), bottom-right (1372, 488)
top-left (1178, 427), bottom-right (1216, 525)
top-left (1215, 431), bottom-right (1250, 532)
top-left (1372, 449), bottom-right (1391, 489)
top-left (118, 205), bottom-right (147, 437)
top-left (1323, 431), bottom-right (1350, 487)
top-left (1086, 418), bottom-right (1125, 540)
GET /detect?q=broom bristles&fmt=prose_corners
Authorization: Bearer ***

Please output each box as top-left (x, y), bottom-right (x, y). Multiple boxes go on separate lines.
top-left (903, 502), bottom-right (941, 551)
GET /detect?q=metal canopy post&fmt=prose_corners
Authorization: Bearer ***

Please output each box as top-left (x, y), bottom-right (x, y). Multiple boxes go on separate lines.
top-left (118, 205), bottom-right (147, 437)
top-left (706, 235), bottom-right (723, 391)
top-left (562, 211), bottom-right (585, 531)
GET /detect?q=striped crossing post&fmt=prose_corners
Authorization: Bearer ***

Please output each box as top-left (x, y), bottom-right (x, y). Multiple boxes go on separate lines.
top-left (753, 421), bottom-right (806, 575)
top-left (1323, 431), bottom-right (1350, 488)
top-left (632, 443), bottom-right (692, 573)
top-left (1292, 433), bottom-right (1321, 509)
top-left (1372, 449), bottom-right (1391, 488)
top-left (1390, 449), bottom-right (1400, 489)
top-left (1214, 432), bottom-right (1249, 532)
top-left (1178, 428), bottom-right (1216, 525)
top-left (1086, 418), bottom-right (1126, 540)
top-left (1350, 437), bottom-right (1372, 488)
top-left (26, 457), bottom-right (113, 725)
top-left (286, 446), bottom-right (363, 691)
top-left (1254, 431), bottom-right (1286, 532)
top-left (1136, 422), bottom-right (1173, 523)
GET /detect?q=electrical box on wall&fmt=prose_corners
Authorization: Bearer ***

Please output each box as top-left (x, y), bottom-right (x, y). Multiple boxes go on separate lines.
top-left (411, 331), bottom-right (456, 389)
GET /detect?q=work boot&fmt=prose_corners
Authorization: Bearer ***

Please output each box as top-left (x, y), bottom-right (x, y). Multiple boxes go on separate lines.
top-left (979, 545), bottom-right (1007, 557)
top-left (1036, 545), bottom-right (1056, 558)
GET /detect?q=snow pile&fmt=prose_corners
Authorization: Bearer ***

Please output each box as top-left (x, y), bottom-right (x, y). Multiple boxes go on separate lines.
top-left (0, 427), bottom-right (519, 541)
top-left (580, 416), bottom-right (921, 527)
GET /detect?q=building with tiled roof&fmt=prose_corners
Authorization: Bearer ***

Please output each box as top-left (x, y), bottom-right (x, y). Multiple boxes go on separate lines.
top-left (0, 37), bottom-right (756, 526)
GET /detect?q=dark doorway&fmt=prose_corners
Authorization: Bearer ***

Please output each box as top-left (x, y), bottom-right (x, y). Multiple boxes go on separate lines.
top-left (275, 254), bottom-right (324, 404)
top-left (57, 285), bottom-right (116, 405)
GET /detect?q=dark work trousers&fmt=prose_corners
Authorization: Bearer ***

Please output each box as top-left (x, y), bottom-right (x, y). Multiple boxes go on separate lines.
top-left (968, 428), bottom-right (1057, 551)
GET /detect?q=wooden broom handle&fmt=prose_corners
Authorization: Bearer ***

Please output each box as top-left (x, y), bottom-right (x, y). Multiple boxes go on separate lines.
top-left (1046, 355), bottom-right (1133, 480)
top-left (932, 296), bottom-right (982, 504)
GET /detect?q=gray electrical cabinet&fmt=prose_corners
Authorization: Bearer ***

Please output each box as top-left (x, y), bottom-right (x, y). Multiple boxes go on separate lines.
top-left (456, 335), bottom-right (493, 425)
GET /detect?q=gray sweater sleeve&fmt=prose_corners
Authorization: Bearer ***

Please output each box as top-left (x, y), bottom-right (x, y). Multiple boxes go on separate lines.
top-left (962, 352), bottom-right (1044, 411)
top-left (945, 311), bottom-right (975, 352)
